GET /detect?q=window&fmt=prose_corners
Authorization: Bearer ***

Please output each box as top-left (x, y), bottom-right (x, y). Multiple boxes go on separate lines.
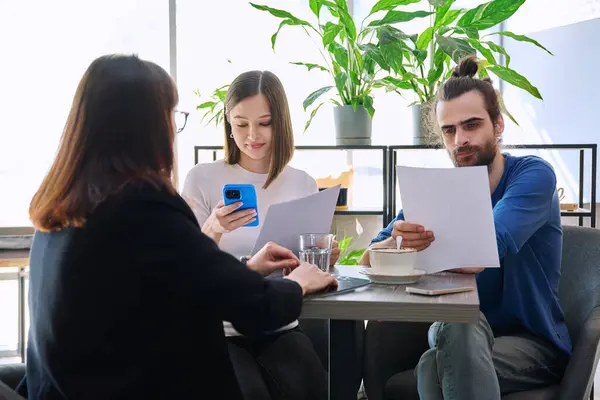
top-left (0, 0), bottom-right (169, 228)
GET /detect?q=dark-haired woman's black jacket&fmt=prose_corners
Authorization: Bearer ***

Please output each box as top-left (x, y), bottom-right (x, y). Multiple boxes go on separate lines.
top-left (25, 182), bottom-right (303, 399)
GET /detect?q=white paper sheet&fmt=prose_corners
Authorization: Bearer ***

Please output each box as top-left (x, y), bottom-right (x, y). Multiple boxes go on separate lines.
top-left (396, 165), bottom-right (500, 273)
top-left (251, 185), bottom-right (341, 255)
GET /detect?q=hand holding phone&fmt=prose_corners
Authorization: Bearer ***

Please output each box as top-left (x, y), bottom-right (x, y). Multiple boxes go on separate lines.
top-left (220, 184), bottom-right (259, 228)
top-left (206, 201), bottom-right (256, 234)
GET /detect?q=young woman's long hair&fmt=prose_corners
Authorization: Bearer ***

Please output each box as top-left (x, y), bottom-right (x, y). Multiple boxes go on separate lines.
top-left (30, 54), bottom-right (178, 231)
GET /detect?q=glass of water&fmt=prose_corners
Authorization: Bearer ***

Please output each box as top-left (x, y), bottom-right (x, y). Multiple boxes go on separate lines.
top-left (299, 233), bottom-right (334, 271)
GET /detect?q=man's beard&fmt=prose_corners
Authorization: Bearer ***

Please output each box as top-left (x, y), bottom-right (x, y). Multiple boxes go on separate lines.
top-left (449, 137), bottom-right (498, 168)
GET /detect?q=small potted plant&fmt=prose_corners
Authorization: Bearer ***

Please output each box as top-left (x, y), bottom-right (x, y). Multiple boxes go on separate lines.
top-left (250, 0), bottom-right (433, 145)
top-left (387, 0), bottom-right (553, 144)
top-left (194, 84), bottom-right (229, 128)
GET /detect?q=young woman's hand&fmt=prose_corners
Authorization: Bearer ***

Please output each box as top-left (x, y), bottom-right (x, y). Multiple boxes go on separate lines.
top-left (201, 200), bottom-right (256, 242)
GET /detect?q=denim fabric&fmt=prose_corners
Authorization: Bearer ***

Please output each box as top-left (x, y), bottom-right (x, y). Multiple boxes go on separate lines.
top-left (416, 312), bottom-right (568, 400)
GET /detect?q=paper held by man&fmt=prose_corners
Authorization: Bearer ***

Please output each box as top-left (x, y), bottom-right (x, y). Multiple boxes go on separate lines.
top-left (251, 185), bottom-right (341, 256)
top-left (396, 165), bottom-right (500, 274)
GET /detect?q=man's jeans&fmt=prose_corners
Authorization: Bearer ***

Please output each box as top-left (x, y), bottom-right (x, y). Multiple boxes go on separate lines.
top-left (416, 312), bottom-right (568, 400)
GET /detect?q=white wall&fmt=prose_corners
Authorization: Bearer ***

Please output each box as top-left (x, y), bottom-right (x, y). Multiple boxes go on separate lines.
top-left (501, 17), bottom-right (600, 203)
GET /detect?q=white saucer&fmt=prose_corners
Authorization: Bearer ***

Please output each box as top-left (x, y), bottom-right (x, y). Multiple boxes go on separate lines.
top-left (359, 269), bottom-right (426, 285)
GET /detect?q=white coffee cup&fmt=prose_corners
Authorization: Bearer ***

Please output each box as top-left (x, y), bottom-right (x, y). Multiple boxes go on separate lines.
top-left (369, 247), bottom-right (417, 276)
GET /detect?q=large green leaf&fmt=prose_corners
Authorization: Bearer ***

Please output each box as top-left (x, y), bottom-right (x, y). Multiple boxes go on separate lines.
top-left (215, 88), bottom-right (228, 101)
top-left (434, 0), bottom-right (457, 29)
top-left (363, 95), bottom-right (375, 118)
top-left (322, 22), bottom-right (341, 47)
top-left (271, 19), bottom-right (294, 50)
top-left (368, 10), bottom-right (432, 26)
top-left (329, 43), bottom-right (349, 70)
top-left (463, 27), bottom-right (479, 39)
top-left (413, 49), bottom-right (428, 65)
top-left (416, 26), bottom-right (434, 50)
top-left (334, 72), bottom-right (349, 102)
top-left (436, 8), bottom-right (461, 30)
top-left (427, 48), bottom-right (447, 86)
top-left (436, 35), bottom-right (476, 63)
top-left (467, 39), bottom-right (496, 65)
top-left (303, 86), bottom-right (334, 110)
top-left (457, 0), bottom-right (526, 31)
top-left (290, 62), bottom-right (329, 72)
top-left (354, 47), bottom-right (364, 71)
top-left (349, 70), bottom-right (361, 87)
top-left (369, 0), bottom-right (421, 15)
top-left (361, 43), bottom-right (390, 72)
top-left (250, 3), bottom-right (312, 26)
top-left (338, 8), bottom-right (357, 41)
top-left (309, 0), bottom-right (322, 17)
top-left (486, 41), bottom-right (511, 66)
top-left (497, 89), bottom-right (519, 126)
top-left (196, 101), bottom-right (215, 109)
top-left (380, 41), bottom-right (406, 73)
top-left (487, 65), bottom-right (542, 99)
top-left (304, 102), bottom-right (326, 132)
top-left (376, 25), bottom-right (417, 44)
top-left (487, 31), bottom-right (553, 55)
top-left (378, 76), bottom-right (414, 90)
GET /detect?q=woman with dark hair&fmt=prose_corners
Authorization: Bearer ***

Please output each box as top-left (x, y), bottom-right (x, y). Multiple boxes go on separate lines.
top-left (25, 54), bottom-right (336, 400)
top-left (182, 70), bottom-right (334, 400)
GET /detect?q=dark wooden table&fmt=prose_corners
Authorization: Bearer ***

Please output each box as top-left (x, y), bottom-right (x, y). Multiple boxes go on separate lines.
top-left (301, 266), bottom-right (480, 400)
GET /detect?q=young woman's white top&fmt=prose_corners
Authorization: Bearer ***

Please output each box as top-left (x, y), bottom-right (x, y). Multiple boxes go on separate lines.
top-left (181, 159), bottom-right (318, 336)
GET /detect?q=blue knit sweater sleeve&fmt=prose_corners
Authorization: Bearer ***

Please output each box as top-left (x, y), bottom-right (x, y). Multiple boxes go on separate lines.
top-left (370, 209), bottom-right (405, 244)
top-left (493, 158), bottom-right (557, 258)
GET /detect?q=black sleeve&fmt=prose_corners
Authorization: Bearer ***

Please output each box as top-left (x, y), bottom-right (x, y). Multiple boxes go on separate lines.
top-left (120, 195), bottom-right (303, 336)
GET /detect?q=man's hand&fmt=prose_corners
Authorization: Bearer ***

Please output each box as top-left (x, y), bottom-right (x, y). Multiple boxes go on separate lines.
top-left (449, 267), bottom-right (485, 274)
top-left (392, 220), bottom-right (435, 251)
top-left (246, 242), bottom-right (300, 276)
top-left (330, 240), bottom-right (341, 265)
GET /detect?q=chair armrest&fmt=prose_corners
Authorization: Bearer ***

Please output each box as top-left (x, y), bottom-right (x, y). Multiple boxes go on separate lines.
top-left (0, 381), bottom-right (26, 400)
top-left (363, 321), bottom-right (430, 400)
top-left (559, 306), bottom-right (600, 400)
top-left (0, 364), bottom-right (25, 390)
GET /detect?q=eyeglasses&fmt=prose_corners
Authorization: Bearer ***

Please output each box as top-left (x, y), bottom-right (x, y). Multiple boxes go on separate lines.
top-left (175, 110), bottom-right (189, 133)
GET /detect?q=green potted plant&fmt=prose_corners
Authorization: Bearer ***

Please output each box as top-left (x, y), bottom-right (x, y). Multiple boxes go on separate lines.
top-left (387, 0), bottom-right (552, 144)
top-left (249, 0), bottom-right (433, 145)
top-left (194, 84), bottom-right (229, 128)
top-left (337, 236), bottom-right (366, 265)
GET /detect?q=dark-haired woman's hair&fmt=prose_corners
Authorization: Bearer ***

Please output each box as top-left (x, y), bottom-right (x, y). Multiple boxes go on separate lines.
top-left (436, 55), bottom-right (501, 123)
top-left (30, 54), bottom-right (178, 231)
top-left (223, 70), bottom-right (294, 189)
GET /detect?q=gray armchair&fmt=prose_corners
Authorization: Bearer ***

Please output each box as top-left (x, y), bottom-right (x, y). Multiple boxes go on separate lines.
top-left (0, 363), bottom-right (25, 400)
top-left (363, 225), bottom-right (600, 400)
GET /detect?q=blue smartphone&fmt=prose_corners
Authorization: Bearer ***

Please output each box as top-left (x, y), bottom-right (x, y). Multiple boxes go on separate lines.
top-left (222, 184), bottom-right (259, 227)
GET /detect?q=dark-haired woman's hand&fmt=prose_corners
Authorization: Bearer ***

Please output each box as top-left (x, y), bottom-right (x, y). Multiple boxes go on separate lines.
top-left (285, 263), bottom-right (338, 296)
top-left (246, 242), bottom-right (300, 276)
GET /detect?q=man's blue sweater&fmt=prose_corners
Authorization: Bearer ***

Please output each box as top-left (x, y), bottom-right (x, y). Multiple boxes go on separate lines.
top-left (372, 154), bottom-right (572, 355)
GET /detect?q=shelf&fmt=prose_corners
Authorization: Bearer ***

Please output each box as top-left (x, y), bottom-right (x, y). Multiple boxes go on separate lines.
top-left (334, 208), bottom-right (384, 216)
top-left (561, 208), bottom-right (592, 217)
